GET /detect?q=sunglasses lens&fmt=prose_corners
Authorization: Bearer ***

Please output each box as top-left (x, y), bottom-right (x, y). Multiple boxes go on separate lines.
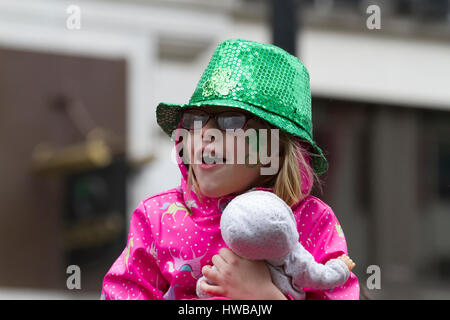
top-left (180, 110), bottom-right (209, 129)
top-left (217, 112), bottom-right (247, 130)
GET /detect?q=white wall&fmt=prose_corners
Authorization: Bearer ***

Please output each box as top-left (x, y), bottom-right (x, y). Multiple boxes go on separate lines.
top-left (301, 29), bottom-right (450, 111)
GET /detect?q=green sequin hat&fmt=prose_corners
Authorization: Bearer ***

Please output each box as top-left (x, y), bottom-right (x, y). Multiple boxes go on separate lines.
top-left (156, 38), bottom-right (328, 175)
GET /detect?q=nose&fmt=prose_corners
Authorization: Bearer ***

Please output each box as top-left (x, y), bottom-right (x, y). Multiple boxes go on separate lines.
top-left (201, 117), bottom-right (219, 142)
top-left (200, 117), bottom-right (224, 159)
top-left (203, 116), bottom-right (218, 131)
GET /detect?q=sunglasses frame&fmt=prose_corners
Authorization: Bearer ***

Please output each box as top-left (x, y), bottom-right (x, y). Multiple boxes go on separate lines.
top-left (179, 108), bottom-right (259, 131)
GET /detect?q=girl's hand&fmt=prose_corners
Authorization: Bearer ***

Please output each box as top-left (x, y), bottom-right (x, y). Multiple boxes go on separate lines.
top-left (200, 248), bottom-right (287, 300)
top-left (337, 254), bottom-right (356, 271)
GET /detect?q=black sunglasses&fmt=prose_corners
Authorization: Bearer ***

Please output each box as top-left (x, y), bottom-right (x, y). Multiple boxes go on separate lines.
top-left (179, 109), bottom-right (259, 131)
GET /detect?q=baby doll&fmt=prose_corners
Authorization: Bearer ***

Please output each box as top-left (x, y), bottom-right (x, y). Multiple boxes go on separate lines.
top-left (196, 190), bottom-right (355, 300)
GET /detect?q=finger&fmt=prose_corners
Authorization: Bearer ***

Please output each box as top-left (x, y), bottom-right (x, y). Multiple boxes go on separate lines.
top-left (211, 254), bottom-right (227, 271)
top-left (346, 257), bottom-right (354, 265)
top-left (202, 265), bottom-right (221, 283)
top-left (200, 280), bottom-right (226, 297)
top-left (219, 248), bottom-right (240, 264)
top-left (339, 255), bottom-right (356, 271)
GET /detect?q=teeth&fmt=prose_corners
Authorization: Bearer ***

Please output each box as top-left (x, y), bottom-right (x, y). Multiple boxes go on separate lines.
top-left (203, 155), bottom-right (224, 163)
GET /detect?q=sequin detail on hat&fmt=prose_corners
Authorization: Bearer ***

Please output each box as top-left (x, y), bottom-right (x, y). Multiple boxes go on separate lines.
top-left (202, 68), bottom-right (237, 97)
top-left (156, 39), bottom-right (329, 175)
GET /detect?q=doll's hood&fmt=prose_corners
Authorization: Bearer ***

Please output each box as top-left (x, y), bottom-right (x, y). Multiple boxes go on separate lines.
top-left (173, 128), bottom-right (312, 217)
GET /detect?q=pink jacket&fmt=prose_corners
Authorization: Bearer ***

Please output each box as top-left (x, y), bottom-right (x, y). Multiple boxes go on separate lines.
top-left (101, 140), bottom-right (360, 300)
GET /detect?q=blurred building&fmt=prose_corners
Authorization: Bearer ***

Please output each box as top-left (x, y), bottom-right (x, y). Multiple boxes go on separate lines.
top-left (0, 0), bottom-right (449, 299)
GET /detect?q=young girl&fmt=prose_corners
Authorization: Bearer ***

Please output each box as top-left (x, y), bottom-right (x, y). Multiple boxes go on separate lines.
top-left (101, 38), bottom-right (359, 300)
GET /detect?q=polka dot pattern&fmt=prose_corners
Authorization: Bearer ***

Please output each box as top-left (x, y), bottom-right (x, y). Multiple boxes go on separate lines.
top-left (100, 139), bottom-right (359, 300)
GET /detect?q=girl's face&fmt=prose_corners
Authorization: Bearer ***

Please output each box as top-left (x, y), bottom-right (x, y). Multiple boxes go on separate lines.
top-left (187, 106), bottom-right (273, 198)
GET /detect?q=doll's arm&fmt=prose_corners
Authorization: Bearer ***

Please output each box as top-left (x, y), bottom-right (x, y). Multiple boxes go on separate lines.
top-left (284, 244), bottom-right (351, 291)
top-left (296, 204), bottom-right (360, 299)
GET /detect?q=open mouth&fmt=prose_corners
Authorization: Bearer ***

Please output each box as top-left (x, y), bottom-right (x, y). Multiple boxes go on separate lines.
top-left (194, 147), bottom-right (227, 165)
top-left (201, 154), bottom-right (226, 164)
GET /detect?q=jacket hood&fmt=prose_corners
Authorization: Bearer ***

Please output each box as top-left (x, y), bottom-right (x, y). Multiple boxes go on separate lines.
top-left (173, 125), bottom-right (313, 217)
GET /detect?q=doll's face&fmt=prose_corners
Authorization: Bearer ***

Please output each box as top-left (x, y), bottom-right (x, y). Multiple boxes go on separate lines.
top-left (186, 106), bottom-right (277, 198)
top-left (220, 191), bottom-right (299, 261)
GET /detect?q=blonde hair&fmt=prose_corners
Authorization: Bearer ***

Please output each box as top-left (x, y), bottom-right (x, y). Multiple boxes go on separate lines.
top-left (185, 129), bottom-right (322, 207)
top-left (256, 130), bottom-right (322, 206)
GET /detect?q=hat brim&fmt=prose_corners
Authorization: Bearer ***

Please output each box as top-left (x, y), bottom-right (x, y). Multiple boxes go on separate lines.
top-left (156, 99), bottom-right (328, 175)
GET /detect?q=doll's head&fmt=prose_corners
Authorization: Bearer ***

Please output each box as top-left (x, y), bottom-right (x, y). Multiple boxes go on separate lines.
top-left (220, 190), bottom-right (299, 261)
